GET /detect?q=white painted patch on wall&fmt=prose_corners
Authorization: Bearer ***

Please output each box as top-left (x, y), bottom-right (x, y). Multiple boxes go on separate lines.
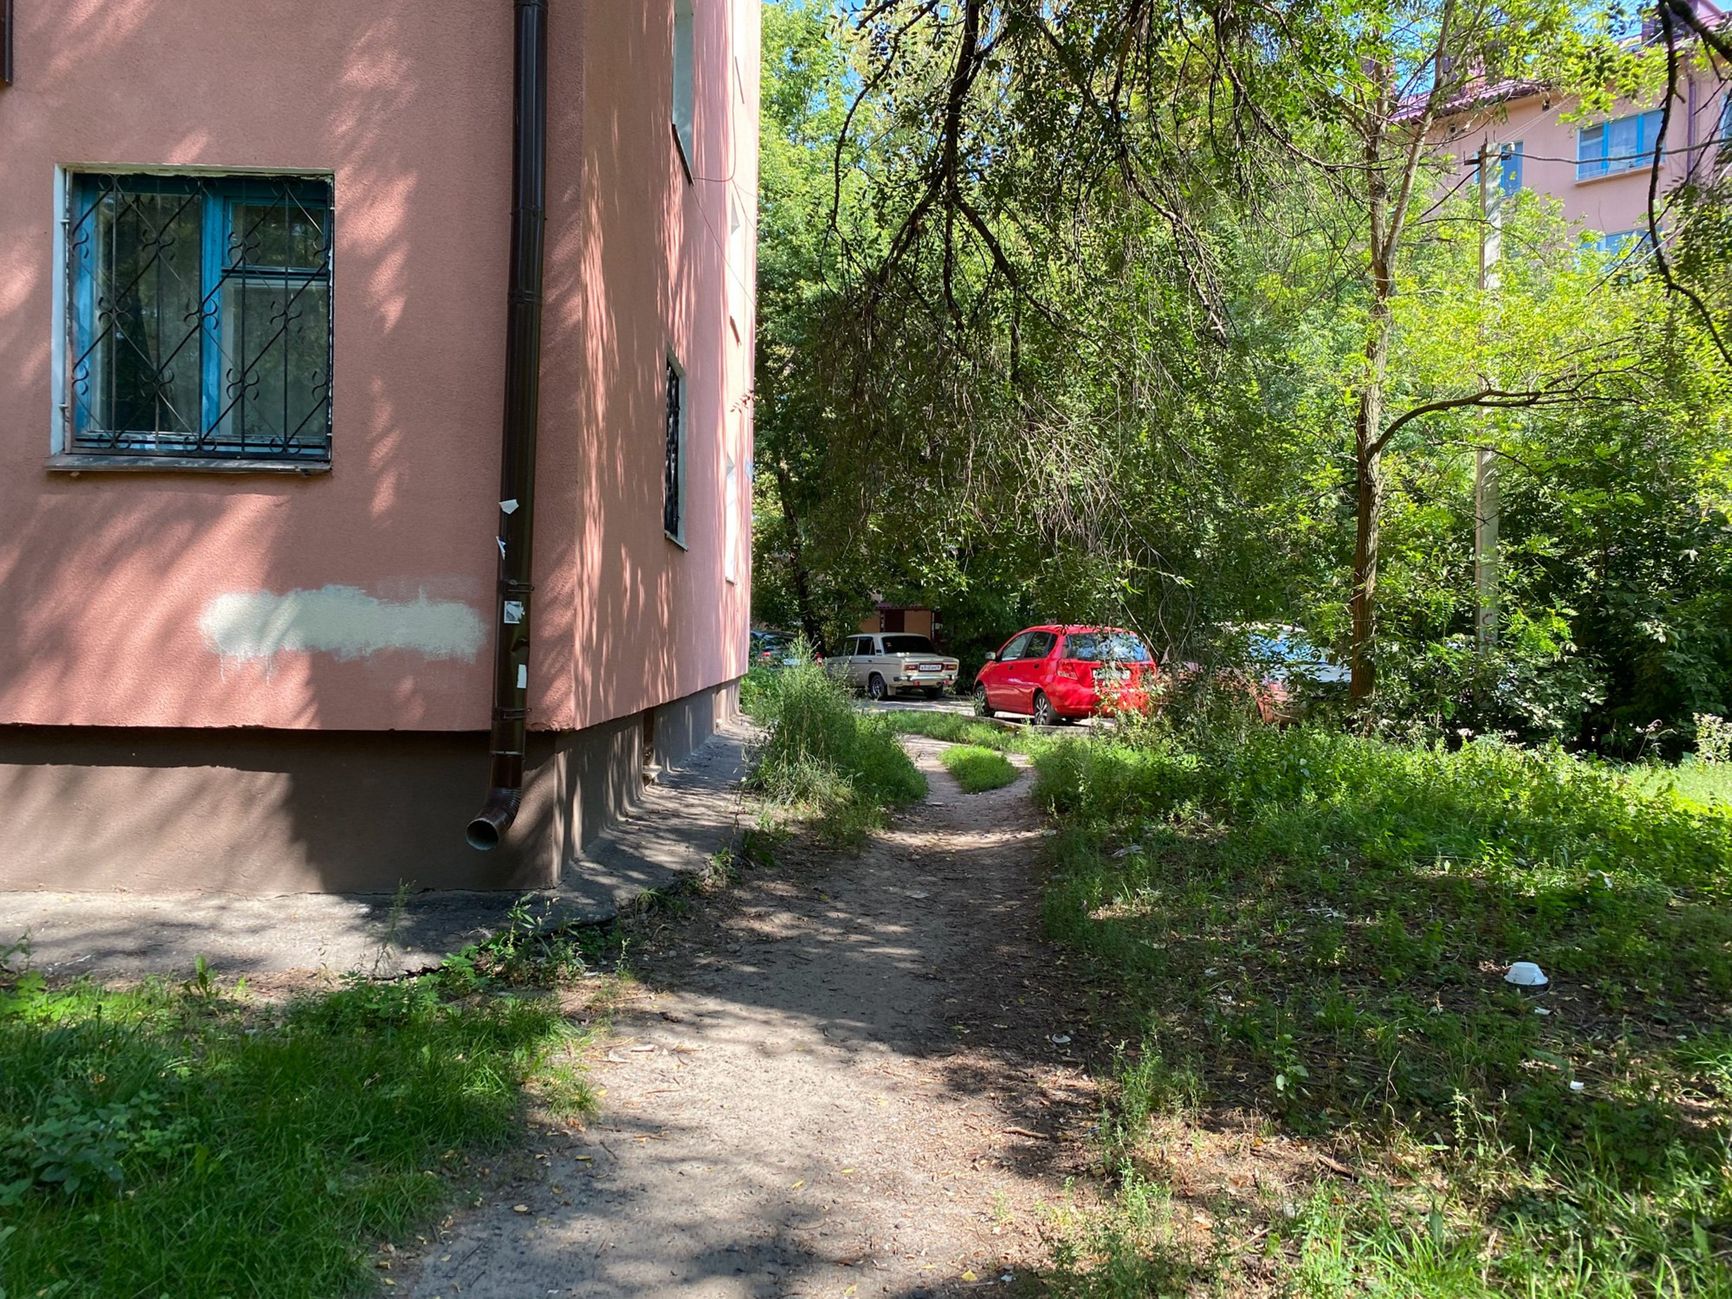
top-left (199, 586), bottom-right (486, 663)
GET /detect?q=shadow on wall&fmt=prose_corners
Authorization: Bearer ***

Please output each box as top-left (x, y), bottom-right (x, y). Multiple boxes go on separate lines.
top-left (556, 0), bottom-right (747, 739)
top-left (0, 3), bottom-right (490, 892)
top-left (0, 0), bottom-right (748, 894)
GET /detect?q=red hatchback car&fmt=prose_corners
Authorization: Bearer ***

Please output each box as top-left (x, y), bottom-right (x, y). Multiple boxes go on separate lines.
top-left (973, 625), bottom-right (1158, 726)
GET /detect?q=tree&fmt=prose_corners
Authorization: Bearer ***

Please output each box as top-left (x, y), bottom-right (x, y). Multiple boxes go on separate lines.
top-left (755, 0), bottom-right (1730, 744)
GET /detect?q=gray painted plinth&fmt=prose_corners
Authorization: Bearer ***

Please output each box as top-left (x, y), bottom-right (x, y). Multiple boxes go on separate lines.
top-left (5, 723), bottom-right (753, 980)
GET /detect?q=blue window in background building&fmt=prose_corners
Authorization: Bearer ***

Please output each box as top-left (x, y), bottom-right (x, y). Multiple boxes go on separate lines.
top-left (1577, 111), bottom-right (1663, 180)
top-left (1498, 142), bottom-right (1523, 197)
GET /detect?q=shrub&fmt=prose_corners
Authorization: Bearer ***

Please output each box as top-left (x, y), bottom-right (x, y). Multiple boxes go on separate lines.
top-left (1697, 712), bottom-right (1732, 764)
top-left (738, 664), bottom-right (777, 722)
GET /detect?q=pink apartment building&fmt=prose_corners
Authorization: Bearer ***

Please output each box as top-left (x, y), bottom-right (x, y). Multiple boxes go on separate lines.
top-left (1430, 12), bottom-right (1730, 250)
top-left (0, 1), bottom-right (758, 893)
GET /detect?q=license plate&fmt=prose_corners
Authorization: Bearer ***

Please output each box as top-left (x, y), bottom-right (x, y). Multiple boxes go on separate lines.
top-left (920, 662), bottom-right (944, 672)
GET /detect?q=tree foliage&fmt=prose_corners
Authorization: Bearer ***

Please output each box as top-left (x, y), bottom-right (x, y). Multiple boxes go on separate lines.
top-left (753, 0), bottom-right (1732, 751)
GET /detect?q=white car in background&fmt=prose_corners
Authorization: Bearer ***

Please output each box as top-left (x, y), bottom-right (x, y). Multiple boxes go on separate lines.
top-left (828, 633), bottom-right (960, 700)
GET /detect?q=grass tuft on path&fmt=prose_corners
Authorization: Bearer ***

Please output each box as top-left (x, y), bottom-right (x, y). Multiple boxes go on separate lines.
top-left (881, 709), bottom-right (1028, 752)
top-left (939, 744), bottom-right (1019, 792)
top-left (747, 658), bottom-right (926, 841)
top-left (0, 921), bottom-right (603, 1299)
top-left (1033, 725), bottom-right (1732, 1297)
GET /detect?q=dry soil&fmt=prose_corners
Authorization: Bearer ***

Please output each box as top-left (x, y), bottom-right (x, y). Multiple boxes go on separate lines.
top-left (401, 735), bottom-right (1102, 1299)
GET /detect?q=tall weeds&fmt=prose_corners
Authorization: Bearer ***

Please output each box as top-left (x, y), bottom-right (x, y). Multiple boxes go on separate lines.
top-left (747, 655), bottom-right (925, 839)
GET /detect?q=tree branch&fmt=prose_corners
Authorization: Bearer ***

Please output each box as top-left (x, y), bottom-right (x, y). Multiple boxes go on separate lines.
top-left (1647, 1), bottom-right (1732, 370)
top-left (1372, 380), bottom-right (1629, 457)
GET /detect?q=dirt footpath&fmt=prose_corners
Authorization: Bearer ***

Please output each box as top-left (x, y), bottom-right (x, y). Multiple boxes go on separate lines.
top-left (403, 736), bottom-right (1101, 1299)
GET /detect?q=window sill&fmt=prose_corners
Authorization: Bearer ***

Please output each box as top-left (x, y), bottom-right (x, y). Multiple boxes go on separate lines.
top-left (46, 453), bottom-right (331, 476)
top-left (1574, 167), bottom-right (1648, 187)
top-left (665, 529), bottom-right (688, 551)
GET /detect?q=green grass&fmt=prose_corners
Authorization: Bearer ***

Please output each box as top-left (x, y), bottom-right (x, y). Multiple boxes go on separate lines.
top-left (1626, 759), bottom-right (1732, 810)
top-left (1032, 727), bottom-right (1732, 1297)
top-left (739, 663), bottom-right (778, 722)
top-left (880, 709), bottom-right (1029, 752)
top-left (0, 927), bottom-right (600, 1298)
top-left (746, 658), bottom-right (926, 840)
top-left (939, 744), bottom-right (1019, 792)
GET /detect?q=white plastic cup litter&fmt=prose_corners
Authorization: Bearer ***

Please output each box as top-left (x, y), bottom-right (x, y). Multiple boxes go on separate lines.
top-left (1505, 961), bottom-right (1549, 989)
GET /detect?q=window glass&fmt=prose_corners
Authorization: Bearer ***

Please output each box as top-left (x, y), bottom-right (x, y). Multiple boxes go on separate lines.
top-left (882, 635), bottom-right (938, 655)
top-left (1023, 632), bottom-right (1058, 659)
top-left (222, 280), bottom-right (330, 447)
top-left (91, 190), bottom-right (202, 438)
top-left (723, 450), bottom-right (740, 583)
top-left (1589, 229), bottom-right (1651, 258)
top-left (1063, 632), bottom-right (1153, 662)
top-left (672, 0), bottom-right (695, 168)
top-left (68, 173), bottom-right (333, 463)
top-left (1498, 142), bottom-right (1522, 197)
top-left (1248, 632), bottom-right (1322, 664)
top-left (1577, 110), bottom-right (1661, 179)
top-left (998, 633), bottom-right (1032, 661)
top-left (231, 201), bottom-right (326, 269)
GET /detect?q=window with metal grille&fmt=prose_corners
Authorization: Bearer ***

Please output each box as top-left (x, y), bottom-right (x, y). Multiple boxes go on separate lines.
top-left (664, 355), bottom-right (685, 543)
top-left (66, 173), bottom-right (333, 464)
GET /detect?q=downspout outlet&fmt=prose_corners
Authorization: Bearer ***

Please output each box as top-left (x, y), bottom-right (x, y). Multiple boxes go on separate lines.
top-left (466, 786), bottom-right (524, 851)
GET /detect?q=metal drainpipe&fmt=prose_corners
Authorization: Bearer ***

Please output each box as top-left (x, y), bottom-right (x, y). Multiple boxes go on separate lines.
top-left (468, 0), bottom-right (549, 851)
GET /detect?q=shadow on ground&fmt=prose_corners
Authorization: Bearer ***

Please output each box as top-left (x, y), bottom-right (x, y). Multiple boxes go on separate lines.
top-left (403, 737), bottom-right (1100, 1298)
top-left (6, 725), bottom-right (752, 979)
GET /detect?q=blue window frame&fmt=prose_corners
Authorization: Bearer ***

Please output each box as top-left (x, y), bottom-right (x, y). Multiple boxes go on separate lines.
top-left (67, 172), bottom-right (333, 462)
top-left (1588, 229), bottom-right (1652, 258)
top-left (1498, 141), bottom-right (1523, 197)
top-left (1576, 111), bottom-right (1663, 181)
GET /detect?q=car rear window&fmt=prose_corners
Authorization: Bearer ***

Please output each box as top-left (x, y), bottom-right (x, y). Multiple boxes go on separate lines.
top-left (881, 635), bottom-right (939, 654)
top-left (1064, 632), bottom-right (1152, 662)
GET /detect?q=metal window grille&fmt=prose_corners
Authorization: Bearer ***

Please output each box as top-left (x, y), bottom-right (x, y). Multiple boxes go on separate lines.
top-left (66, 173), bottom-right (333, 462)
top-left (664, 357), bottom-right (682, 538)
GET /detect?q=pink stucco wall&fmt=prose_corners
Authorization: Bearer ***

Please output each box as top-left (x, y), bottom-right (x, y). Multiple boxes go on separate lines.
top-left (1434, 69), bottom-right (1728, 236)
top-left (0, 0), bottom-right (755, 735)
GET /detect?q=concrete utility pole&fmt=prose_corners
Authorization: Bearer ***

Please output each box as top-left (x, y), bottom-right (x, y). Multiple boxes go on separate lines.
top-left (1475, 140), bottom-right (1504, 653)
